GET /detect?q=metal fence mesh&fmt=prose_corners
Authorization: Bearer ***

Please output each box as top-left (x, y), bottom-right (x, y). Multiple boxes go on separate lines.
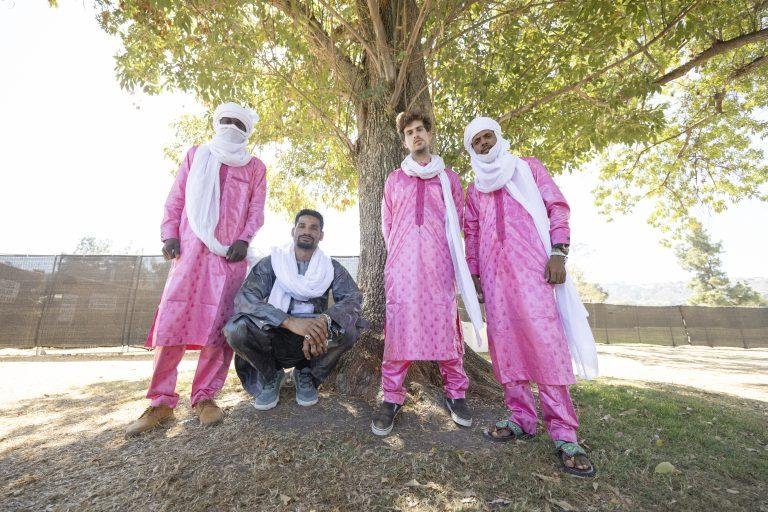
top-left (1, 255), bottom-right (766, 349)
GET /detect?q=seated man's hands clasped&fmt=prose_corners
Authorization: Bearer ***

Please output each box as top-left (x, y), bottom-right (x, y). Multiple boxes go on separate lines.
top-left (282, 316), bottom-right (329, 359)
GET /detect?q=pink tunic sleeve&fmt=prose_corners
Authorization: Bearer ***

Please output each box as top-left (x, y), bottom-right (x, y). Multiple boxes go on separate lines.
top-left (160, 146), bottom-right (196, 242)
top-left (236, 160), bottom-right (267, 243)
top-left (526, 157), bottom-right (570, 245)
top-left (381, 173), bottom-right (394, 247)
top-left (464, 185), bottom-right (481, 275)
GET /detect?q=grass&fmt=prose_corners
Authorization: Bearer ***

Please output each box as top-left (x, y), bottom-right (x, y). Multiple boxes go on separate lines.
top-left (1, 372), bottom-right (767, 511)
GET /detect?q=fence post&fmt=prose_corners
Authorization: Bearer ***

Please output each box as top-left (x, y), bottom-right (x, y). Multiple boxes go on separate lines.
top-left (122, 255), bottom-right (143, 349)
top-left (736, 309), bottom-right (749, 349)
top-left (668, 320), bottom-right (676, 347)
top-left (33, 254), bottom-right (60, 352)
top-left (678, 305), bottom-right (692, 345)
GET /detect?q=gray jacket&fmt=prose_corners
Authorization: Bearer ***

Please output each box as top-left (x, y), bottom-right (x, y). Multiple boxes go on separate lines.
top-left (232, 255), bottom-right (368, 336)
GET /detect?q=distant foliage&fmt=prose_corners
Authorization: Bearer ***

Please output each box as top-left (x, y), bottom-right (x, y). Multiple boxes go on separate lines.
top-left (676, 222), bottom-right (766, 306)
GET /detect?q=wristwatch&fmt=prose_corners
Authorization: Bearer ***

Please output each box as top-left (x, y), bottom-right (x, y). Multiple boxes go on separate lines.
top-left (551, 243), bottom-right (569, 258)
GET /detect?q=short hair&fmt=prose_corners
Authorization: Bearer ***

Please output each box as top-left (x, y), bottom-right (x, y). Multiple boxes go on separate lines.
top-left (294, 209), bottom-right (324, 230)
top-left (396, 110), bottom-right (432, 139)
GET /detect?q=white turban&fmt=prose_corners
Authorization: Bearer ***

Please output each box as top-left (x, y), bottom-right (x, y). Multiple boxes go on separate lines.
top-left (185, 102), bottom-right (259, 257)
top-left (462, 116), bottom-right (518, 193)
top-left (213, 102), bottom-right (259, 136)
top-left (463, 116), bottom-right (504, 154)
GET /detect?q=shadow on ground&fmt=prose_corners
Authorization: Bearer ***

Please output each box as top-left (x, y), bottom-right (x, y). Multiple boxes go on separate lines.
top-left (1, 374), bottom-right (767, 512)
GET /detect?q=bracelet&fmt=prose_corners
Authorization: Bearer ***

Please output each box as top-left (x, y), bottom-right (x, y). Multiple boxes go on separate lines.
top-left (550, 251), bottom-right (568, 258)
top-left (321, 313), bottom-right (332, 330)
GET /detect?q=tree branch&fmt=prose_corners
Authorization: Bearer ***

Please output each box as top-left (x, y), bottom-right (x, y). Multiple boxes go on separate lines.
top-left (635, 38), bottom-right (666, 74)
top-left (314, 0), bottom-right (382, 75)
top-left (261, 53), bottom-right (356, 156)
top-left (266, 0), bottom-right (364, 91)
top-left (422, 0), bottom-right (479, 61)
top-left (389, 0), bottom-right (432, 109)
top-left (574, 86), bottom-right (610, 107)
top-left (654, 28), bottom-right (768, 86)
top-left (366, 0), bottom-right (396, 81)
top-left (498, 0), bottom-right (703, 123)
top-left (427, 0), bottom-right (564, 59)
top-left (730, 54), bottom-right (768, 79)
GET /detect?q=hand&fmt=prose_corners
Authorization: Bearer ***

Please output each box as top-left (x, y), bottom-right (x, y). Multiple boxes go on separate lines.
top-left (545, 255), bottom-right (567, 284)
top-left (162, 238), bottom-right (180, 260)
top-left (282, 316), bottom-right (328, 359)
top-left (472, 274), bottom-right (484, 303)
top-left (226, 240), bottom-right (249, 262)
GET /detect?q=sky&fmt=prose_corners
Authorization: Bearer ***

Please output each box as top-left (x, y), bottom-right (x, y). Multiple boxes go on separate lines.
top-left (0, 0), bottom-right (766, 285)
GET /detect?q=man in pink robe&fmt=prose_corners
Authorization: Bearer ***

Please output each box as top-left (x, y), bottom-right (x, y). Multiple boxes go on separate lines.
top-left (464, 117), bottom-right (595, 476)
top-left (371, 111), bottom-right (472, 436)
top-left (126, 103), bottom-right (266, 437)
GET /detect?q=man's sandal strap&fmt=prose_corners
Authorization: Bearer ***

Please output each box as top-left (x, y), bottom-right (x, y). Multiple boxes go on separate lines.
top-left (495, 419), bottom-right (526, 437)
top-left (554, 441), bottom-right (587, 457)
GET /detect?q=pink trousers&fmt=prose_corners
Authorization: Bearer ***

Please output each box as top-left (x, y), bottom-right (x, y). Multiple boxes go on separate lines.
top-left (381, 358), bottom-right (469, 405)
top-left (504, 380), bottom-right (578, 442)
top-left (146, 344), bottom-right (234, 408)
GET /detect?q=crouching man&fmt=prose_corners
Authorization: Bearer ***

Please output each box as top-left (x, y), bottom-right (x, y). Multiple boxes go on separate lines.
top-left (223, 209), bottom-right (367, 409)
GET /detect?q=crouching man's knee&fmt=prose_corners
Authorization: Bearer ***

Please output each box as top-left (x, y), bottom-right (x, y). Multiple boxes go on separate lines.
top-left (223, 317), bottom-right (250, 352)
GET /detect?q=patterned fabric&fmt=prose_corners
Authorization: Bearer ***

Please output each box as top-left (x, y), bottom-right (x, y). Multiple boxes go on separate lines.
top-left (146, 344), bottom-right (234, 408)
top-left (504, 380), bottom-right (578, 442)
top-left (147, 145), bottom-right (267, 349)
top-left (464, 157), bottom-right (574, 385)
top-left (381, 358), bottom-right (469, 405)
top-left (381, 168), bottom-right (465, 361)
top-left (494, 419), bottom-right (526, 437)
top-left (554, 440), bottom-right (587, 456)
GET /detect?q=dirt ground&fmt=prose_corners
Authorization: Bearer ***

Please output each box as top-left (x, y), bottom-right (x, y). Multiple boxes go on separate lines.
top-left (2, 343), bottom-right (766, 407)
top-left (1, 344), bottom-right (766, 511)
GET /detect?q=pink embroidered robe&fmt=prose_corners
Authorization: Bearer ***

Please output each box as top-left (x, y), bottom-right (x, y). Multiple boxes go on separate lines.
top-left (464, 157), bottom-right (575, 385)
top-left (146, 145), bottom-right (267, 349)
top-left (381, 168), bottom-right (464, 361)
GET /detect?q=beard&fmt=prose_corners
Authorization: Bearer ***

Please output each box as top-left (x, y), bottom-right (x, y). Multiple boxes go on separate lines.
top-left (296, 238), bottom-right (316, 250)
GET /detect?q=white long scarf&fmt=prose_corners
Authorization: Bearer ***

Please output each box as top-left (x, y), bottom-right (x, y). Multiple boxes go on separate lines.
top-left (400, 154), bottom-right (485, 348)
top-left (186, 102), bottom-right (259, 257)
top-left (267, 243), bottom-right (335, 313)
top-left (463, 117), bottom-right (598, 379)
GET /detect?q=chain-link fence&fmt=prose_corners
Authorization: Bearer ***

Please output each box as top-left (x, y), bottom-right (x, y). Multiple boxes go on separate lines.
top-left (1, 255), bottom-right (766, 349)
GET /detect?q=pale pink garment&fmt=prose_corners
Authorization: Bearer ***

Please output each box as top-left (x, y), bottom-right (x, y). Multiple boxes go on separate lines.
top-left (147, 344), bottom-right (234, 408)
top-left (465, 157), bottom-right (574, 385)
top-left (146, 145), bottom-right (267, 350)
top-left (503, 380), bottom-right (578, 442)
top-left (381, 358), bottom-right (469, 405)
top-left (381, 168), bottom-right (465, 361)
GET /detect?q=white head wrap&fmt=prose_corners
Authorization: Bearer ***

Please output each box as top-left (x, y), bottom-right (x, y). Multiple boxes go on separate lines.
top-left (185, 102), bottom-right (259, 257)
top-left (463, 116), bottom-right (599, 379)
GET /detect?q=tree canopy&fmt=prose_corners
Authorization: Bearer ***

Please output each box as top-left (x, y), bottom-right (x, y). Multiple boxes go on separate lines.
top-left (90, 0), bottom-right (767, 227)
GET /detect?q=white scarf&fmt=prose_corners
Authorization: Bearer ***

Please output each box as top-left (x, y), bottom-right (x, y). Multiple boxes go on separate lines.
top-left (400, 154), bottom-right (485, 349)
top-left (268, 243), bottom-right (335, 313)
top-left (185, 102), bottom-right (259, 257)
top-left (463, 117), bottom-right (598, 379)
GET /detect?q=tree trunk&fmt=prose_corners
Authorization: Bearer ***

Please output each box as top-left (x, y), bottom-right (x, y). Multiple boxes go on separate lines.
top-left (326, 0), bottom-right (499, 401)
